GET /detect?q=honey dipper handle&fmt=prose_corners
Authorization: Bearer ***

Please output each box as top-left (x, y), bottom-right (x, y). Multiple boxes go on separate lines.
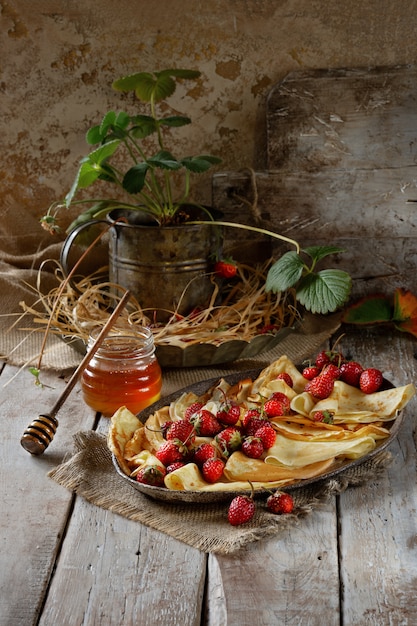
top-left (20, 291), bottom-right (131, 455)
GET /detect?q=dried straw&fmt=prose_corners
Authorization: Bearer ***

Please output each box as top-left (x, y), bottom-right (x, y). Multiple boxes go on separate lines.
top-left (18, 258), bottom-right (299, 354)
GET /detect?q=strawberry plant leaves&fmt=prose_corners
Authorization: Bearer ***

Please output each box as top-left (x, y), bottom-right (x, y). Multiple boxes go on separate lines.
top-left (303, 245), bottom-right (346, 264)
top-left (112, 69), bottom-right (200, 103)
top-left (265, 251), bottom-right (305, 292)
top-left (181, 155), bottom-right (222, 173)
top-left (296, 269), bottom-right (352, 314)
top-left (342, 294), bottom-right (393, 324)
top-left (147, 151), bottom-right (182, 170)
top-left (122, 163), bottom-right (149, 194)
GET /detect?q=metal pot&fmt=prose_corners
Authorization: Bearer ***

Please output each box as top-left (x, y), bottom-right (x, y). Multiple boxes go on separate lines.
top-left (60, 208), bottom-right (224, 322)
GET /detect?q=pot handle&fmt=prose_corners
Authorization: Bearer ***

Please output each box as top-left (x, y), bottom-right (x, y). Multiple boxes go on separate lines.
top-left (60, 219), bottom-right (109, 289)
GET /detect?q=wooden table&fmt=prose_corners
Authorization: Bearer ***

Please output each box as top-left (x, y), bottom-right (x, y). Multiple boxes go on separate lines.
top-left (1, 326), bottom-right (417, 626)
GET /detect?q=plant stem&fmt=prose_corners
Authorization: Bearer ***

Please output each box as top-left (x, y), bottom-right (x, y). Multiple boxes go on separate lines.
top-left (189, 221), bottom-right (301, 253)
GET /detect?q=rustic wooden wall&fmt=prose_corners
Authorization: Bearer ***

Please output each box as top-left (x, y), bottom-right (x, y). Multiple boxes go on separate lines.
top-left (2, 0), bottom-right (417, 237)
top-left (214, 66), bottom-right (417, 296)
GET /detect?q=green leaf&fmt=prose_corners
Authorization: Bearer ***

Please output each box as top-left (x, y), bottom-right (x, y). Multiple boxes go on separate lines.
top-left (147, 150), bottom-right (181, 170)
top-left (122, 163), bottom-right (149, 194)
top-left (100, 110), bottom-right (117, 136)
top-left (115, 111), bottom-right (131, 129)
top-left (85, 139), bottom-right (121, 165)
top-left (112, 69), bottom-right (200, 103)
top-left (296, 269), bottom-right (352, 314)
top-left (302, 245), bottom-right (346, 263)
top-left (86, 124), bottom-right (104, 145)
top-left (130, 115), bottom-right (158, 138)
top-left (181, 155), bottom-right (222, 173)
top-left (342, 294), bottom-right (393, 324)
top-left (265, 251), bottom-right (305, 292)
top-left (65, 163), bottom-right (100, 206)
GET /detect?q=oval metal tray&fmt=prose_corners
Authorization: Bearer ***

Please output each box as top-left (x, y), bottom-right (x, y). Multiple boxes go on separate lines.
top-left (112, 369), bottom-right (402, 503)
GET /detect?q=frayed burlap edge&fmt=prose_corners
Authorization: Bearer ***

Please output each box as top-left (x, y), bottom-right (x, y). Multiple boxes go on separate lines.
top-left (48, 430), bottom-right (393, 554)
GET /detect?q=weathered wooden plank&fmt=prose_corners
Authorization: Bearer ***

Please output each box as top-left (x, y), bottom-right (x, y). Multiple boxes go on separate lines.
top-left (337, 330), bottom-right (417, 625)
top-left (266, 66), bottom-right (417, 171)
top-left (207, 502), bottom-right (340, 626)
top-left (0, 364), bottom-right (95, 626)
top-left (213, 170), bottom-right (417, 294)
top-left (39, 419), bottom-right (207, 626)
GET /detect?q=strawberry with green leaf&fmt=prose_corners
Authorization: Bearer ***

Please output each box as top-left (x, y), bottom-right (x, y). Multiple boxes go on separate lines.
top-left (214, 258), bottom-right (237, 279)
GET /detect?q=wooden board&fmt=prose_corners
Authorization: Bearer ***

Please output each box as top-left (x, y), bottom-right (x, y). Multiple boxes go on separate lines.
top-left (213, 65), bottom-right (417, 295)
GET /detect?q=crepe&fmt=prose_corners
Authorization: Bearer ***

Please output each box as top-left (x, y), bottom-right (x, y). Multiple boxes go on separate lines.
top-left (108, 355), bottom-right (415, 492)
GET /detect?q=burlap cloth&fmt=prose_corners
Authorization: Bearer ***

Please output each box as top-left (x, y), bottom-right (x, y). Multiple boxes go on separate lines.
top-left (2, 206), bottom-right (392, 553)
top-left (48, 431), bottom-right (392, 554)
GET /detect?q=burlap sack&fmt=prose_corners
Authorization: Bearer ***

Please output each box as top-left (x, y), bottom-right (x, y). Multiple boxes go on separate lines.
top-left (48, 430), bottom-right (392, 554)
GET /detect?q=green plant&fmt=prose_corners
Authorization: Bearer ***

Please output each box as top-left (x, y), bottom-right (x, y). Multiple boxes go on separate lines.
top-left (39, 68), bottom-right (352, 316)
top-left (41, 68), bottom-right (222, 233)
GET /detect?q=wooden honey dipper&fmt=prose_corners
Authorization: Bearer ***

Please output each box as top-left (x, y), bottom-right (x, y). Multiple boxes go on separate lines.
top-left (20, 290), bottom-right (131, 455)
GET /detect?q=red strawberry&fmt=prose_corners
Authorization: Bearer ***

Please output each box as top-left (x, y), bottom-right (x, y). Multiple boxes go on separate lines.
top-left (202, 458), bottom-right (225, 483)
top-left (315, 350), bottom-right (331, 370)
top-left (359, 368), bottom-right (383, 394)
top-left (339, 361), bottom-right (364, 387)
top-left (155, 440), bottom-right (188, 466)
top-left (254, 423), bottom-right (276, 449)
top-left (184, 402), bottom-right (204, 421)
top-left (166, 461), bottom-right (186, 474)
top-left (322, 363), bottom-right (341, 380)
top-left (316, 349), bottom-right (344, 369)
top-left (266, 491), bottom-right (294, 515)
top-left (241, 408), bottom-right (262, 431)
top-left (242, 436), bottom-right (264, 459)
top-left (243, 414), bottom-right (269, 436)
top-left (216, 402), bottom-right (241, 426)
top-left (312, 409), bottom-right (334, 424)
top-left (136, 464), bottom-right (166, 487)
top-left (214, 259), bottom-right (237, 279)
top-left (190, 409), bottom-right (222, 437)
top-left (166, 419), bottom-right (196, 444)
top-left (215, 427), bottom-right (242, 457)
top-left (228, 494), bottom-right (256, 526)
top-left (263, 398), bottom-right (287, 418)
top-left (193, 442), bottom-right (217, 467)
top-left (275, 372), bottom-right (293, 387)
top-left (305, 373), bottom-right (335, 399)
top-left (302, 365), bottom-right (321, 380)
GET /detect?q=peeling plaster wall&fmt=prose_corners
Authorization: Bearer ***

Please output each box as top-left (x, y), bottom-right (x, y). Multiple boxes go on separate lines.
top-left (2, 0), bottom-right (417, 232)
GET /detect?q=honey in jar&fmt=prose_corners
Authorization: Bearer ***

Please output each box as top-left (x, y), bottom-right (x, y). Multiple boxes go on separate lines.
top-left (81, 327), bottom-right (162, 416)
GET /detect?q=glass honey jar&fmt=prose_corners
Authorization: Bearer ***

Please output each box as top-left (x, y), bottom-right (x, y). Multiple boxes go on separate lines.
top-left (81, 327), bottom-right (162, 416)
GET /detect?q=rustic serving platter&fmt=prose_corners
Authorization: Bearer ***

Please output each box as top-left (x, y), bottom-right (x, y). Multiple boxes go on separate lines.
top-left (111, 368), bottom-right (403, 503)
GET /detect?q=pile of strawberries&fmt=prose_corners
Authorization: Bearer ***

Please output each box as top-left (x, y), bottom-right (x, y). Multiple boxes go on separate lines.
top-left (136, 345), bottom-right (384, 526)
top-left (302, 347), bottom-right (384, 401)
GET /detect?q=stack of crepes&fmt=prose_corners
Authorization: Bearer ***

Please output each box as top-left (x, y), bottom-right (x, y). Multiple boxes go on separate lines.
top-left (108, 356), bottom-right (415, 492)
